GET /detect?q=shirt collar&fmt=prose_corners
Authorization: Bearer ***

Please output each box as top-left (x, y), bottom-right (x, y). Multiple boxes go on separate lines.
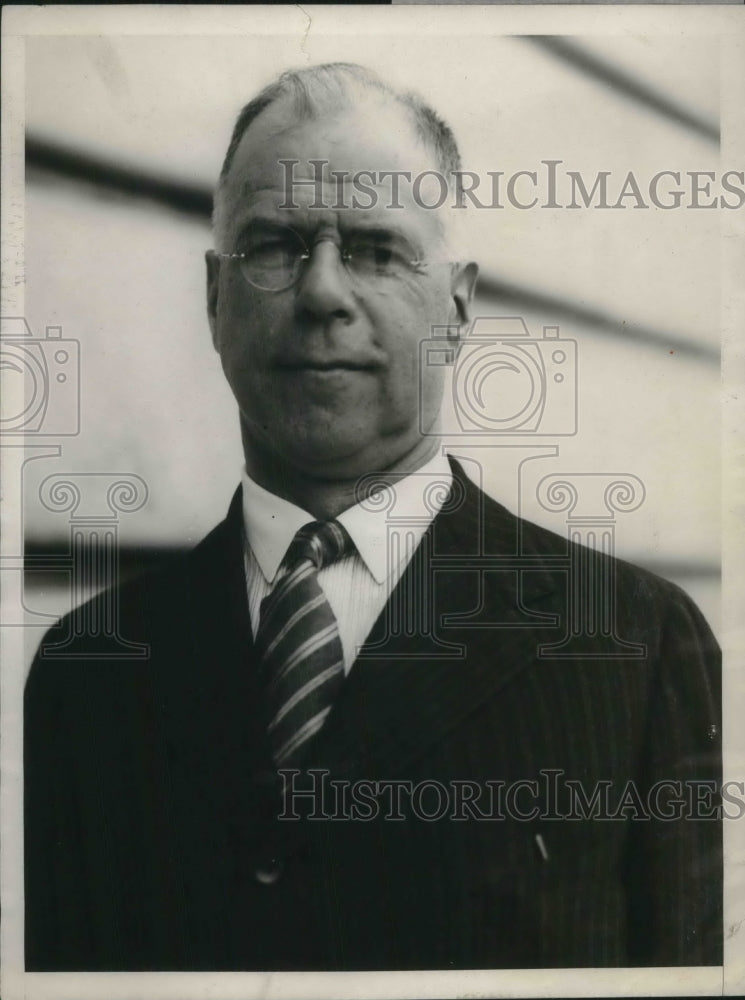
top-left (241, 452), bottom-right (453, 586)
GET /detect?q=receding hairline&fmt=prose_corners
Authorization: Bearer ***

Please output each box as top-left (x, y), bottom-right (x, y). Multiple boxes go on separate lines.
top-left (222, 93), bottom-right (430, 190)
top-left (212, 62), bottom-right (468, 254)
top-left (216, 63), bottom-right (461, 189)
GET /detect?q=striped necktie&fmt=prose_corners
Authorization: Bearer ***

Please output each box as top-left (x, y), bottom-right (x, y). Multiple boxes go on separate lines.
top-left (255, 520), bottom-right (353, 768)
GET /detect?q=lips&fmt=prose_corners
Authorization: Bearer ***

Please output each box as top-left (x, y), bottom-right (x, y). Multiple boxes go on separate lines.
top-left (277, 359), bottom-right (378, 372)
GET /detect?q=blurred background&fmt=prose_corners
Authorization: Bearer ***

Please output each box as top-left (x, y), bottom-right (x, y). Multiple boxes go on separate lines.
top-left (14, 29), bottom-right (721, 659)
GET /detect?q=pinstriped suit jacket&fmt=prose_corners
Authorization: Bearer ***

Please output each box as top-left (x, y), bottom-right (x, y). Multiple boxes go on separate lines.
top-left (24, 459), bottom-right (722, 970)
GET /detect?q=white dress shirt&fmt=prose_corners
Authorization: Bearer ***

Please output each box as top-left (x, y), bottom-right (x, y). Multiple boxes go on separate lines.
top-left (241, 453), bottom-right (453, 672)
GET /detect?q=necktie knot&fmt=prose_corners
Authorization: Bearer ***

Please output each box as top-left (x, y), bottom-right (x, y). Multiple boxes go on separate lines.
top-left (283, 520), bottom-right (353, 573)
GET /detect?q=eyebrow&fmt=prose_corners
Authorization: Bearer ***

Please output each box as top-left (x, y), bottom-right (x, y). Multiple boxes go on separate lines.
top-left (235, 218), bottom-right (422, 249)
top-left (340, 225), bottom-right (414, 242)
top-left (340, 224), bottom-right (425, 261)
top-left (234, 218), bottom-right (302, 242)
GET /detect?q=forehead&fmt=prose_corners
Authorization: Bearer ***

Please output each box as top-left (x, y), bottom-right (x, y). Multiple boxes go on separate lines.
top-left (221, 97), bottom-right (445, 231)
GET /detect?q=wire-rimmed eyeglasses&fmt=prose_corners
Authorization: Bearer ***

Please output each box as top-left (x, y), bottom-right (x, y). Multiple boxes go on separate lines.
top-left (214, 224), bottom-right (441, 292)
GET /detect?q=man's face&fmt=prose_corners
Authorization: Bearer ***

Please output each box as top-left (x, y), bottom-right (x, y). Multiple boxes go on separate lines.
top-left (207, 97), bottom-right (476, 481)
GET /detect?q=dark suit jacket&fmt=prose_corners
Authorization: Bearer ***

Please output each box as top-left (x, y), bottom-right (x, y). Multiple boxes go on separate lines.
top-left (24, 459), bottom-right (722, 970)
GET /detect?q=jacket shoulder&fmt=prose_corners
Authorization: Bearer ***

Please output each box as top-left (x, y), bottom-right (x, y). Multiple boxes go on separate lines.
top-left (26, 500), bottom-right (241, 685)
top-left (458, 461), bottom-right (716, 640)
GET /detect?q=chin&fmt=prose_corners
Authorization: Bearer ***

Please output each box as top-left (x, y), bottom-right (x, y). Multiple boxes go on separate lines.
top-left (290, 432), bottom-right (428, 482)
top-left (288, 442), bottom-right (370, 479)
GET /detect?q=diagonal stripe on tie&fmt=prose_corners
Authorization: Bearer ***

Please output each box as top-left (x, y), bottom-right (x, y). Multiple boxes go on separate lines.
top-left (255, 520), bottom-right (354, 769)
top-left (267, 662), bottom-right (344, 732)
top-left (267, 623), bottom-right (340, 689)
top-left (273, 708), bottom-right (333, 767)
top-left (261, 593), bottom-right (327, 662)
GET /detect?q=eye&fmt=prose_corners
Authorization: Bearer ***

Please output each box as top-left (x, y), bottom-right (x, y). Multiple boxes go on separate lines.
top-left (233, 226), bottom-right (309, 291)
top-left (242, 232), bottom-right (304, 266)
top-left (345, 233), bottom-right (417, 276)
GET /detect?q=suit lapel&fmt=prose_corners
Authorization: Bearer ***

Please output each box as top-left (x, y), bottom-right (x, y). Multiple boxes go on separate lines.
top-left (154, 489), bottom-right (276, 842)
top-left (311, 459), bottom-right (563, 780)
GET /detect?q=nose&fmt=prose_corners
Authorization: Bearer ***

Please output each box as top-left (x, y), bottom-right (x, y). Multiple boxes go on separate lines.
top-left (294, 240), bottom-right (356, 324)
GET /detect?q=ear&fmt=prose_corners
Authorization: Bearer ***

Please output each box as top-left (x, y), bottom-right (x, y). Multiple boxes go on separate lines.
top-left (447, 260), bottom-right (479, 352)
top-left (205, 250), bottom-right (221, 349)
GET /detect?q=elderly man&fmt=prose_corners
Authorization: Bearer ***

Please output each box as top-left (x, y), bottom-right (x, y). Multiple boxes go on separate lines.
top-left (25, 63), bottom-right (722, 971)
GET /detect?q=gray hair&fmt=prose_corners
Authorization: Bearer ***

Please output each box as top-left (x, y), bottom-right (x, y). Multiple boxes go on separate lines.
top-left (212, 62), bottom-right (467, 254)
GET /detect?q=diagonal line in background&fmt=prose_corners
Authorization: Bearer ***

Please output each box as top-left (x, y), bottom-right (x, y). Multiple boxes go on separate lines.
top-left (26, 136), bottom-right (213, 219)
top-left (524, 36), bottom-right (719, 147)
top-left (475, 274), bottom-right (719, 367)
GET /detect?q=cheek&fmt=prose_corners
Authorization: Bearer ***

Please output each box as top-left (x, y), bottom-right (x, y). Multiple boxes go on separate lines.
top-left (370, 280), bottom-right (452, 365)
top-left (419, 359), bottom-right (448, 415)
top-left (381, 328), bottom-right (447, 424)
top-left (217, 290), bottom-right (285, 369)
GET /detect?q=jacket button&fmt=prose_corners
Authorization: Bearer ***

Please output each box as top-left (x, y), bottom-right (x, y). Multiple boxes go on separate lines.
top-left (253, 858), bottom-right (284, 885)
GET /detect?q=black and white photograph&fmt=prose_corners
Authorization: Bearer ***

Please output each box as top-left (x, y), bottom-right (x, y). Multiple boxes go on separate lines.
top-left (1, 4), bottom-right (743, 998)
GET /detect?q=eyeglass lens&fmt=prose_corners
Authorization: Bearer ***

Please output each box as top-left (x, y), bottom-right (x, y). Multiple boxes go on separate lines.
top-left (235, 226), bottom-right (421, 291)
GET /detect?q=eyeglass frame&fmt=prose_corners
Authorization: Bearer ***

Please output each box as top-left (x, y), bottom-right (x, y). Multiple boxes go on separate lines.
top-left (212, 224), bottom-right (452, 292)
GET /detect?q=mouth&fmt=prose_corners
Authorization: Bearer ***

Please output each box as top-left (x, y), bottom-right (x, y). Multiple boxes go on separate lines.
top-left (277, 361), bottom-right (377, 373)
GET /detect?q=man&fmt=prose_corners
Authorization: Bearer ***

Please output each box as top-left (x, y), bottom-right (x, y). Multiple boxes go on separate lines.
top-left (25, 63), bottom-right (722, 971)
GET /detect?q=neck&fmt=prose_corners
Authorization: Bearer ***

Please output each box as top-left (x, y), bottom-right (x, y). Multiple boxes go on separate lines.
top-left (241, 428), bottom-right (443, 520)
